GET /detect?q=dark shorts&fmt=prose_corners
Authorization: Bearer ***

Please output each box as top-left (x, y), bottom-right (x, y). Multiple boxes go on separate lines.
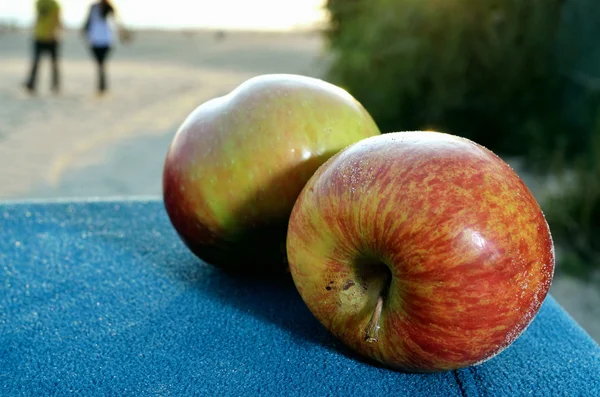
top-left (34, 39), bottom-right (59, 59)
top-left (91, 46), bottom-right (111, 64)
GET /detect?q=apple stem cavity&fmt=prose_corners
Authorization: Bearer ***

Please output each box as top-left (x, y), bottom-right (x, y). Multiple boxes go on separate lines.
top-left (365, 295), bottom-right (384, 343)
top-left (356, 258), bottom-right (391, 344)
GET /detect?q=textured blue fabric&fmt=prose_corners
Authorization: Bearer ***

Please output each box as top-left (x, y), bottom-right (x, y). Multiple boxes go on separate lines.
top-left (1, 199), bottom-right (599, 396)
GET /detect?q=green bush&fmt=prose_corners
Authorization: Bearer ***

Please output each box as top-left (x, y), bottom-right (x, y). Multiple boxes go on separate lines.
top-left (324, 0), bottom-right (600, 279)
top-left (542, 107), bottom-right (600, 279)
top-left (324, 0), bottom-right (588, 164)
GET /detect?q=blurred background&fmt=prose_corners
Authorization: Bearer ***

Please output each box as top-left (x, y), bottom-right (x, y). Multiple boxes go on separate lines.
top-left (0, 1), bottom-right (598, 342)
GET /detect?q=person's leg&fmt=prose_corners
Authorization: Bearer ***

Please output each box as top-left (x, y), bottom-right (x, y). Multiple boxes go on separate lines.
top-left (103, 46), bottom-right (112, 92)
top-left (92, 46), bottom-right (111, 93)
top-left (49, 40), bottom-right (60, 93)
top-left (92, 47), bottom-right (104, 93)
top-left (24, 40), bottom-right (43, 93)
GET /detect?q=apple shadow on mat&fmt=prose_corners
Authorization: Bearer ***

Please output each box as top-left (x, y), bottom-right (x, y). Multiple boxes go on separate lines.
top-left (166, 254), bottom-right (341, 349)
top-left (86, 212), bottom-right (335, 352)
top-left (197, 264), bottom-right (417, 373)
top-left (176, 258), bottom-right (395, 371)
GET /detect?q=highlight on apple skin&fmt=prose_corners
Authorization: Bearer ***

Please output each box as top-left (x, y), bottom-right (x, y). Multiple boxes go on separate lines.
top-left (162, 74), bottom-right (381, 274)
top-left (286, 131), bottom-right (555, 372)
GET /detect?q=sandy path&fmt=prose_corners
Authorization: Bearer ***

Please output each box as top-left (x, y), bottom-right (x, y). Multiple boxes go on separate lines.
top-left (0, 29), bottom-right (327, 198)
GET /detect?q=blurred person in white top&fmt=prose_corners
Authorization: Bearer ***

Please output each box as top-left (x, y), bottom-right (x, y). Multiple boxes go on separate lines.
top-left (82, 0), bottom-right (129, 95)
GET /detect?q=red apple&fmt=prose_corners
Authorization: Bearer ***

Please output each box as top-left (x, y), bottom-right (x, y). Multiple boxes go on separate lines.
top-left (162, 74), bottom-right (381, 274)
top-left (286, 131), bottom-right (554, 372)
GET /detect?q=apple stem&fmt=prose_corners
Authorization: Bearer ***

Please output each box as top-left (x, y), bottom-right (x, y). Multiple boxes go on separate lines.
top-left (364, 295), bottom-right (384, 343)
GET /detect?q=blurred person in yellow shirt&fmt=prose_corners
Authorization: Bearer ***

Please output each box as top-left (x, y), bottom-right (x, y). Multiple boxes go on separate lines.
top-left (24, 0), bottom-right (62, 94)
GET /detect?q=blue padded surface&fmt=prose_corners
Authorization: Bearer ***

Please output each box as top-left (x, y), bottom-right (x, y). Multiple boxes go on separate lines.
top-left (1, 199), bottom-right (599, 396)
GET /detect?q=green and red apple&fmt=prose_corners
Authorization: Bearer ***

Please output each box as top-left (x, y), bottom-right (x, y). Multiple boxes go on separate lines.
top-left (286, 131), bottom-right (555, 372)
top-left (162, 74), bottom-right (381, 274)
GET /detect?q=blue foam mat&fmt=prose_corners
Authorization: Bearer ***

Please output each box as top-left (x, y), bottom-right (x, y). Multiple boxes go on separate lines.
top-left (1, 199), bottom-right (599, 396)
